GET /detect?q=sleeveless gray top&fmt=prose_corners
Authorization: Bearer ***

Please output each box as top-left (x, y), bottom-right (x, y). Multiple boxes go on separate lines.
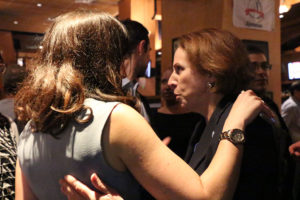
top-left (17, 98), bottom-right (142, 200)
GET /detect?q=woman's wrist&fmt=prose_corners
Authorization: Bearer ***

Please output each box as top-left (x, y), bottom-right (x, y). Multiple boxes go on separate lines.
top-left (222, 121), bottom-right (245, 133)
top-left (219, 129), bottom-right (245, 145)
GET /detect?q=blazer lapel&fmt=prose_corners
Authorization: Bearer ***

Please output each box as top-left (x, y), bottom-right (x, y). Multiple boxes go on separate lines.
top-left (188, 123), bottom-right (215, 169)
top-left (184, 120), bottom-right (206, 162)
top-left (188, 96), bottom-right (235, 171)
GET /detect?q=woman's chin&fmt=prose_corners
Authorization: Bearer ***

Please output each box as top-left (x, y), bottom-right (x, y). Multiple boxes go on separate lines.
top-left (179, 100), bottom-right (187, 109)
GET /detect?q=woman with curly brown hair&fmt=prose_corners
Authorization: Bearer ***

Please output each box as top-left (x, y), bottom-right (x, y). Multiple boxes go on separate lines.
top-left (15, 11), bottom-right (271, 200)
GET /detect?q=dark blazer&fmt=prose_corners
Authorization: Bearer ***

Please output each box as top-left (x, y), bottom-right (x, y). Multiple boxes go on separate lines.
top-left (261, 95), bottom-right (294, 200)
top-left (186, 95), bottom-right (282, 200)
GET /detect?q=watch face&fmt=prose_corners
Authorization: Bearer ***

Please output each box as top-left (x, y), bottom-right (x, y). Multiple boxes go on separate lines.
top-left (231, 130), bottom-right (245, 143)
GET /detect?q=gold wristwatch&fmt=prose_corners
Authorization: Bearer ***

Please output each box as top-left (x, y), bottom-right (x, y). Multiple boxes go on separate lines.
top-left (219, 129), bottom-right (245, 145)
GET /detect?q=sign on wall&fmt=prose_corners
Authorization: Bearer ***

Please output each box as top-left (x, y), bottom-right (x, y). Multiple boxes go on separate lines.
top-left (233, 0), bottom-right (275, 31)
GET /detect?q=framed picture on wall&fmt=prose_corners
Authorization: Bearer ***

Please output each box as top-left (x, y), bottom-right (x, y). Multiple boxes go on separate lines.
top-left (242, 39), bottom-right (269, 61)
top-left (172, 37), bottom-right (180, 61)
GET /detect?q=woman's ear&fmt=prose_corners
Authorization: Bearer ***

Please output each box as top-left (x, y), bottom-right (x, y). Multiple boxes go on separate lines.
top-left (206, 73), bottom-right (217, 90)
top-left (120, 58), bottom-right (130, 78)
top-left (137, 40), bottom-right (146, 56)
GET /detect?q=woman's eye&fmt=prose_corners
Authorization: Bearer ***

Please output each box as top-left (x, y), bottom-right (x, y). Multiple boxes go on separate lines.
top-left (175, 65), bottom-right (184, 74)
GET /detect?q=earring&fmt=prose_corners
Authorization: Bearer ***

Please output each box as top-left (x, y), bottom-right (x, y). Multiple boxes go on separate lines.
top-left (207, 82), bottom-right (215, 89)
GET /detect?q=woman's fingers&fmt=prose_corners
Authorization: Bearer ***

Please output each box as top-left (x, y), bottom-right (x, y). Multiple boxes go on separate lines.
top-left (60, 175), bottom-right (98, 200)
top-left (91, 173), bottom-right (110, 194)
top-left (227, 90), bottom-right (274, 129)
top-left (59, 174), bottom-right (124, 200)
top-left (90, 173), bottom-right (124, 200)
top-left (60, 178), bottom-right (86, 200)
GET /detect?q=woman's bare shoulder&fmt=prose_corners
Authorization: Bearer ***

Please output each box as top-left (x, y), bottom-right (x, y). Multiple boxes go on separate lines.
top-left (111, 103), bottom-right (146, 123)
top-left (108, 103), bottom-right (152, 142)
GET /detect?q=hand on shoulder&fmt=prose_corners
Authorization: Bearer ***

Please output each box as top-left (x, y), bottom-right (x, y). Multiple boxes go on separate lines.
top-left (224, 90), bottom-right (274, 131)
top-left (289, 141), bottom-right (300, 157)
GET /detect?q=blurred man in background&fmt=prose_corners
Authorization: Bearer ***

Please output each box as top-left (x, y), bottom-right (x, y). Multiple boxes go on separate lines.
top-left (121, 19), bottom-right (152, 122)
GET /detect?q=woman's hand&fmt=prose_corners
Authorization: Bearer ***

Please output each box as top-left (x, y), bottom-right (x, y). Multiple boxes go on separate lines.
top-left (289, 141), bottom-right (300, 157)
top-left (223, 90), bottom-right (274, 131)
top-left (59, 173), bottom-right (123, 200)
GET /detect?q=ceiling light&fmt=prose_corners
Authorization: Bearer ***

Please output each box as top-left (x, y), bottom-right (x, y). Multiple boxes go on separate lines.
top-left (279, 14), bottom-right (284, 18)
top-left (279, 4), bottom-right (291, 14)
top-left (13, 21), bottom-right (18, 25)
top-left (37, 3), bottom-right (42, 7)
top-left (75, 0), bottom-right (96, 4)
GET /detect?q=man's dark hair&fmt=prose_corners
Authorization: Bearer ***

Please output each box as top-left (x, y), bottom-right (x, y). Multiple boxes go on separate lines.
top-left (2, 64), bottom-right (27, 95)
top-left (246, 45), bottom-right (265, 55)
top-left (121, 19), bottom-right (149, 54)
top-left (290, 80), bottom-right (300, 95)
top-left (0, 112), bottom-right (10, 130)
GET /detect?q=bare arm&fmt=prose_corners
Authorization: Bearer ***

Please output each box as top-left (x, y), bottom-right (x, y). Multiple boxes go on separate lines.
top-left (200, 90), bottom-right (271, 199)
top-left (108, 90), bottom-right (270, 200)
top-left (15, 159), bottom-right (38, 200)
top-left (61, 90), bottom-right (271, 200)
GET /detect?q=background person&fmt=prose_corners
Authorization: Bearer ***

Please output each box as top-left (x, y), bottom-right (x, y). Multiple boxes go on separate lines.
top-left (151, 68), bottom-right (204, 158)
top-left (282, 80), bottom-right (300, 142)
top-left (281, 80), bottom-right (300, 200)
top-left (0, 64), bottom-right (27, 132)
top-left (0, 53), bottom-right (5, 99)
top-left (121, 19), bottom-right (152, 122)
top-left (0, 112), bottom-right (18, 199)
top-left (246, 45), bottom-right (289, 131)
top-left (246, 45), bottom-right (272, 96)
top-left (14, 12), bottom-right (271, 200)
top-left (246, 45), bottom-right (294, 199)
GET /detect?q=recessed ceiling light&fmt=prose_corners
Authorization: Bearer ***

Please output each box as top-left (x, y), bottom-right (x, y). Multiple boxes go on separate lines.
top-left (13, 21), bottom-right (18, 25)
top-left (75, 0), bottom-right (96, 3)
top-left (37, 3), bottom-right (42, 7)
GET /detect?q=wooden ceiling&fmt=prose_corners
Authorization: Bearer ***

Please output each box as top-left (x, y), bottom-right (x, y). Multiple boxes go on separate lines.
top-left (0, 0), bottom-right (299, 53)
top-left (281, 3), bottom-right (300, 51)
top-left (0, 0), bottom-right (120, 34)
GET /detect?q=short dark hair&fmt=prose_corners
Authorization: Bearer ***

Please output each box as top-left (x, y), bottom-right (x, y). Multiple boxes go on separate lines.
top-left (246, 45), bottom-right (265, 55)
top-left (2, 64), bottom-right (27, 95)
top-left (121, 19), bottom-right (149, 54)
top-left (290, 80), bottom-right (300, 95)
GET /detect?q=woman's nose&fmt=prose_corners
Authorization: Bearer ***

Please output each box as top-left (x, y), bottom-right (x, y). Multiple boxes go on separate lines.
top-left (168, 75), bottom-right (177, 90)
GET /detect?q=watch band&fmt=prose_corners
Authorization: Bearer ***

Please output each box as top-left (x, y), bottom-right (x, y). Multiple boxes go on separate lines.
top-left (219, 129), bottom-right (245, 145)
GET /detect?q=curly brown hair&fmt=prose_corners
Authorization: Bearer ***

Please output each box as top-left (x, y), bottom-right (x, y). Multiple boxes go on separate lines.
top-left (178, 28), bottom-right (253, 96)
top-left (15, 11), bottom-right (135, 136)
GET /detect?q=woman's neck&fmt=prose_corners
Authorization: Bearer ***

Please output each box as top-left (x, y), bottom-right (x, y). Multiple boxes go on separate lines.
top-left (203, 93), bottom-right (224, 122)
